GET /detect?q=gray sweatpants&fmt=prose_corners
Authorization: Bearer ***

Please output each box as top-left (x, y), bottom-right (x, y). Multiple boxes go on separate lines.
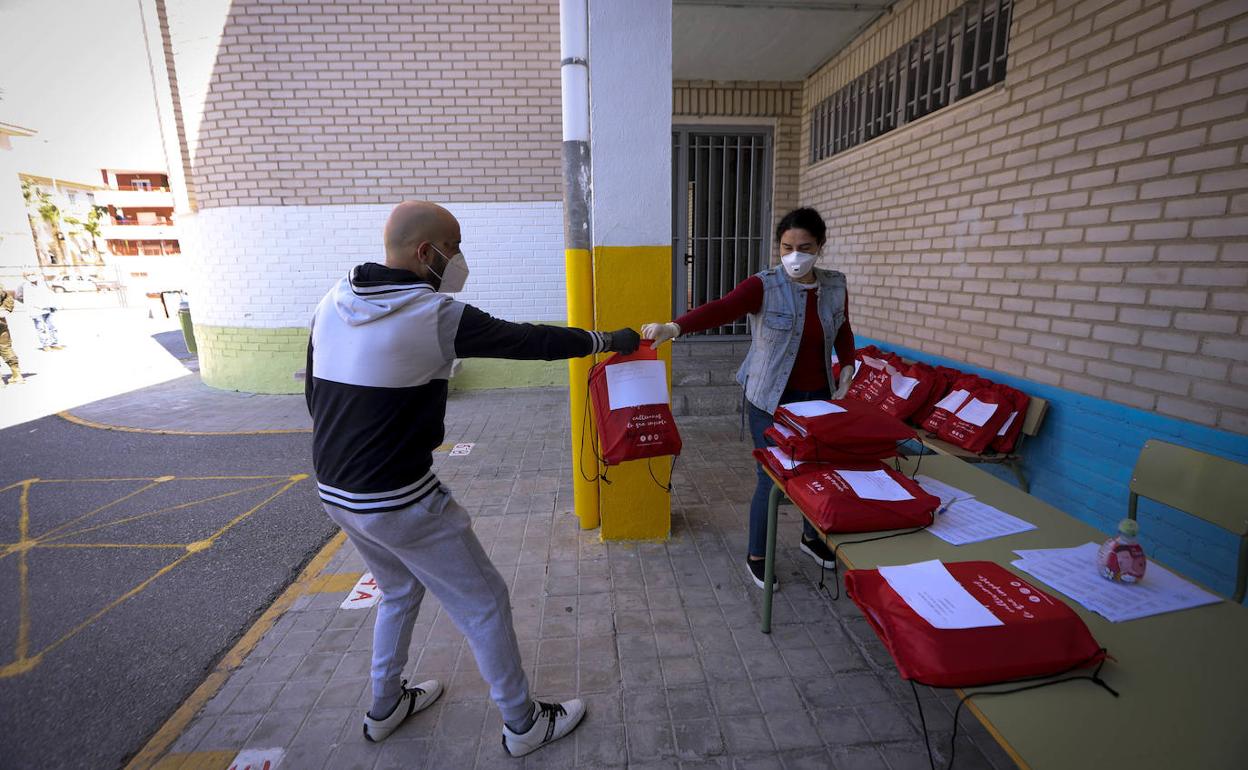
top-left (323, 486), bottom-right (531, 723)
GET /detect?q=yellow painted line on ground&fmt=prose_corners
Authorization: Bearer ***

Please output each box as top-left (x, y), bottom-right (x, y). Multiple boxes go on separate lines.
top-left (303, 571), bottom-right (364, 594)
top-left (57, 410), bottom-right (312, 436)
top-left (16, 481), bottom-right (32, 661)
top-left (0, 475), bottom-right (312, 679)
top-left (124, 530), bottom-right (348, 770)
top-left (39, 479), bottom-right (289, 545)
top-left (150, 749), bottom-right (238, 770)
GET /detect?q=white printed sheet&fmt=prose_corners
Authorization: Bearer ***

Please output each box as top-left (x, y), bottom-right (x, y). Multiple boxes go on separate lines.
top-left (605, 360), bottom-right (669, 410)
top-left (879, 559), bottom-right (1004, 629)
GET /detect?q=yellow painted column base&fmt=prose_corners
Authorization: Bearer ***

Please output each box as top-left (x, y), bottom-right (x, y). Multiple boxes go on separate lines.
top-left (593, 244), bottom-right (673, 541)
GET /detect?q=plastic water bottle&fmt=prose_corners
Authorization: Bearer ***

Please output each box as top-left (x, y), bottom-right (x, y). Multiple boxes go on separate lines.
top-left (1097, 518), bottom-right (1147, 583)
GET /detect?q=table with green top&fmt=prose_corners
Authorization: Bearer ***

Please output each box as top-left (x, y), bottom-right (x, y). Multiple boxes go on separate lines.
top-left (759, 453), bottom-right (1248, 770)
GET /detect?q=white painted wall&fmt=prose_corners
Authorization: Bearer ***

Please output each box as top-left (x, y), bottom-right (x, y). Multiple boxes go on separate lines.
top-left (587, 0), bottom-right (671, 247)
top-left (181, 201), bottom-right (567, 327)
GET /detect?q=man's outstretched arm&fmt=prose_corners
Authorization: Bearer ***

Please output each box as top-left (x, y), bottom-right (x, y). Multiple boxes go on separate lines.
top-left (452, 303), bottom-right (639, 360)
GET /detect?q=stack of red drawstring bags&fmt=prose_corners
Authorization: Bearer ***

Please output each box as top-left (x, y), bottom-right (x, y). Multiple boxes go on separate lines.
top-left (752, 398), bottom-right (940, 534)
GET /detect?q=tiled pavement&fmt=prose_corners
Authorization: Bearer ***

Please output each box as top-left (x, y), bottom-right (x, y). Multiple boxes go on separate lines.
top-left (155, 388), bottom-right (1017, 769)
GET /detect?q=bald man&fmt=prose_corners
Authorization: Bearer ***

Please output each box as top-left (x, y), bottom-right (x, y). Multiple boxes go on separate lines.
top-left (306, 201), bottom-right (638, 755)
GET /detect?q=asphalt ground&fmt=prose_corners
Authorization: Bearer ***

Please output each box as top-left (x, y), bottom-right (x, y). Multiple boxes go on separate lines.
top-left (0, 415), bottom-right (336, 769)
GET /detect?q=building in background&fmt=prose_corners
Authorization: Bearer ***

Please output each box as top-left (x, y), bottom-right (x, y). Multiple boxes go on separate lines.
top-left (18, 174), bottom-right (108, 271)
top-left (0, 121), bottom-right (39, 281)
top-left (95, 168), bottom-right (184, 310)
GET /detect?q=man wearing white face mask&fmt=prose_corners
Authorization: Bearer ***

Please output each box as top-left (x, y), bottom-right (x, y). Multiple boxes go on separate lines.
top-left (642, 207), bottom-right (855, 590)
top-left (306, 201), bottom-right (639, 755)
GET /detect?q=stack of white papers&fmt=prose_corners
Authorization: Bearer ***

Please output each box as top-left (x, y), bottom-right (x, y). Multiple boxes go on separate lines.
top-left (913, 475), bottom-right (1037, 545)
top-left (1012, 543), bottom-right (1222, 622)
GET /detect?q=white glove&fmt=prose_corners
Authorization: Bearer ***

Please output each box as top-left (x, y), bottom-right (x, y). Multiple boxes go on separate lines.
top-left (832, 364), bottom-right (855, 399)
top-left (641, 321), bottom-right (681, 347)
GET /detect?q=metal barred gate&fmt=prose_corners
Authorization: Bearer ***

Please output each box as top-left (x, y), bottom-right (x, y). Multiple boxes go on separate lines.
top-left (671, 127), bottom-right (773, 336)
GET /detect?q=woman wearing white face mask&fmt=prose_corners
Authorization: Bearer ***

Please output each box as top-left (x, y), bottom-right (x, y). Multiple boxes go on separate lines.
top-left (642, 207), bottom-right (855, 590)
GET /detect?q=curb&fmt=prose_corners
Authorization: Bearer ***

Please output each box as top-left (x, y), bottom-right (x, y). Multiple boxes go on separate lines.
top-left (58, 410), bottom-right (312, 436)
top-left (123, 530), bottom-right (348, 770)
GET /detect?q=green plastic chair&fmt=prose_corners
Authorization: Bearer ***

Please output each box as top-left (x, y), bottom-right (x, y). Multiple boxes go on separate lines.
top-left (1128, 439), bottom-right (1248, 602)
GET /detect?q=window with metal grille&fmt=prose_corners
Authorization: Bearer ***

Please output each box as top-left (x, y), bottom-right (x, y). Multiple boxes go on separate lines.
top-left (811, 0), bottom-right (1013, 164)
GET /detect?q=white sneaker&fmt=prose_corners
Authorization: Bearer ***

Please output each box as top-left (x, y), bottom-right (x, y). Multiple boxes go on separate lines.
top-left (501, 699), bottom-right (587, 757)
top-left (362, 679), bottom-right (443, 742)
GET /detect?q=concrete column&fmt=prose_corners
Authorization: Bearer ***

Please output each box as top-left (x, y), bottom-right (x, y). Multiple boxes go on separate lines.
top-left (587, 0), bottom-right (672, 540)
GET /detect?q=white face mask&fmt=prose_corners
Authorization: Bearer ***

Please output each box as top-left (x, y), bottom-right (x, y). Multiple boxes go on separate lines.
top-left (428, 245), bottom-right (470, 293)
top-left (780, 250), bottom-right (817, 279)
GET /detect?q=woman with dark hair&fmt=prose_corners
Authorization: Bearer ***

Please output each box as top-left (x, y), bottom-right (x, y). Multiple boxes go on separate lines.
top-left (642, 207), bottom-right (855, 590)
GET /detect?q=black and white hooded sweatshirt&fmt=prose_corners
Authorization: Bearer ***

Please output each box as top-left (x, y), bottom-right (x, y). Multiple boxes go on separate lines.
top-left (307, 263), bottom-right (609, 513)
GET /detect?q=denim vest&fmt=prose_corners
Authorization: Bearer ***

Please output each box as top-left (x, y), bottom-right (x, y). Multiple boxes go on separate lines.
top-left (735, 266), bottom-right (847, 414)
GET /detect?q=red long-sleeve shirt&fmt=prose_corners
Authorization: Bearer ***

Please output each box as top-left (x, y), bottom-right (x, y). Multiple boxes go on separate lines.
top-left (674, 275), bottom-right (855, 392)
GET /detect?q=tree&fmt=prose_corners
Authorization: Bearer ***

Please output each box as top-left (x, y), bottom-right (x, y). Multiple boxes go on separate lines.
top-left (64, 207), bottom-right (105, 264)
top-left (36, 194), bottom-right (70, 266)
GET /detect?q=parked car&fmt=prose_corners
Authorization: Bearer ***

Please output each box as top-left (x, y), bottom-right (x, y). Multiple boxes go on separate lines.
top-left (48, 274), bottom-right (100, 293)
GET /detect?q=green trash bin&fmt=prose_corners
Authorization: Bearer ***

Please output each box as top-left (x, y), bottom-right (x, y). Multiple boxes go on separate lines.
top-left (178, 298), bottom-right (197, 356)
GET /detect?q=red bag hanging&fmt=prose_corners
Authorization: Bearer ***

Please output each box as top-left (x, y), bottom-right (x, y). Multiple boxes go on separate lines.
top-left (909, 365), bottom-right (961, 426)
top-left (876, 361), bottom-right (940, 421)
top-left (936, 384), bottom-right (1012, 453)
top-left (989, 384), bottom-right (1030, 454)
top-left (919, 374), bottom-right (987, 434)
top-left (845, 561), bottom-right (1106, 687)
top-left (588, 343), bottom-right (682, 465)
top-left (784, 462), bottom-right (939, 534)
top-left (773, 399), bottom-right (914, 460)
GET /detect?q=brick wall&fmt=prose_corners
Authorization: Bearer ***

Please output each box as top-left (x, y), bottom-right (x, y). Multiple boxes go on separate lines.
top-left (673, 80), bottom-right (804, 239)
top-left (181, 201), bottom-right (566, 327)
top-left (801, 0), bottom-right (1248, 433)
top-left (179, 0), bottom-right (562, 208)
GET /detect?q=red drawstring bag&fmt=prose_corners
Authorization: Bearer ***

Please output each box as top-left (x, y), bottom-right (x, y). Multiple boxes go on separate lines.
top-left (752, 446), bottom-right (822, 482)
top-left (936, 384), bottom-right (1012, 453)
top-left (588, 343), bottom-right (682, 465)
top-left (772, 399), bottom-right (914, 462)
top-left (845, 561), bottom-right (1106, 687)
top-left (784, 462), bottom-right (940, 534)
top-left (990, 384), bottom-right (1030, 454)
top-left (876, 361), bottom-right (940, 421)
top-left (919, 374), bottom-right (989, 435)
top-left (764, 420), bottom-right (901, 464)
top-left (844, 347), bottom-right (896, 405)
top-left (910, 366), bottom-right (963, 426)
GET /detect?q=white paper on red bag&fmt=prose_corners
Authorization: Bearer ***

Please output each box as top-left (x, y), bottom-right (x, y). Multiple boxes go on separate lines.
top-left (766, 446), bottom-right (804, 471)
top-left (605, 360), bottom-right (669, 410)
top-left (889, 371), bottom-right (921, 399)
top-left (837, 469), bottom-right (914, 501)
top-left (784, 400), bottom-right (846, 418)
top-left (934, 388), bottom-right (971, 413)
top-left (879, 559), bottom-right (1005, 629)
top-left (771, 421), bottom-right (797, 439)
top-left (996, 410), bottom-right (1019, 437)
top-left (954, 398), bottom-right (998, 427)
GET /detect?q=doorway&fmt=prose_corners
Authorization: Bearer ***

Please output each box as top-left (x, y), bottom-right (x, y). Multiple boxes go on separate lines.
top-left (671, 126), bottom-right (773, 335)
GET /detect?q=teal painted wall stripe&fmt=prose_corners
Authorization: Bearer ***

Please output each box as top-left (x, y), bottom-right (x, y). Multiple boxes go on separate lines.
top-left (861, 335), bottom-right (1248, 601)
